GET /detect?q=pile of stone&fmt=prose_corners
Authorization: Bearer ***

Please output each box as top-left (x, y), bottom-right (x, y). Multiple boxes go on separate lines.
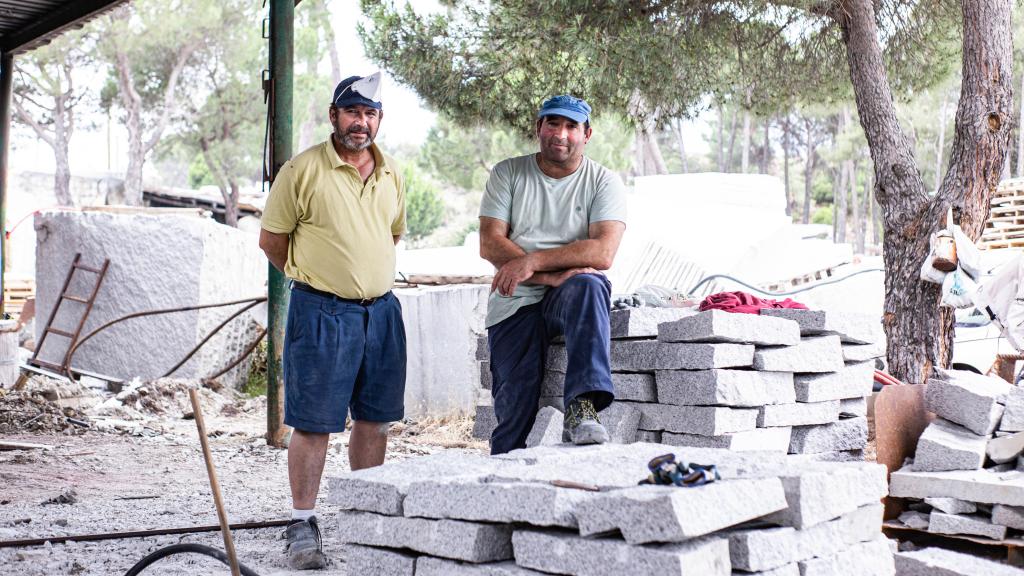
top-left (327, 443), bottom-right (893, 575)
top-left (474, 307), bottom-right (883, 459)
top-left (889, 369), bottom-right (1024, 542)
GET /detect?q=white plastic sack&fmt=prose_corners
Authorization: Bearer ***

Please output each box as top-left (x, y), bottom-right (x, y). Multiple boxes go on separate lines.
top-left (952, 225), bottom-right (982, 280)
top-left (941, 268), bottom-right (976, 309)
top-left (920, 233), bottom-right (948, 284)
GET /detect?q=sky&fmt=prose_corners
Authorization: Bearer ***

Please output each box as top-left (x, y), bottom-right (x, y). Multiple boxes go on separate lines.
top-left (10, 0), bottom-right (707, 181)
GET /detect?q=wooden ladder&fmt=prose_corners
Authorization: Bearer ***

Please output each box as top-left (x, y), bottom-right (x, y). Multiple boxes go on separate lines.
top-left (30, 253), bottom-right (110, 377)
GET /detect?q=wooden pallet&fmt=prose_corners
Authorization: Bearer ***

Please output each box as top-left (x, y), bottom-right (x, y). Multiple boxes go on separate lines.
top-left (882, 520), bottom-right (1024, 566)
top-left (3, 277), bottom-right (34, 317)
top-left (761, 266), bottom-right (838, 293)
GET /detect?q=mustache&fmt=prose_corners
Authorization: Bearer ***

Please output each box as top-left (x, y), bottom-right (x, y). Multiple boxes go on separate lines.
top-left (346, 125), bottom-right (370, 135)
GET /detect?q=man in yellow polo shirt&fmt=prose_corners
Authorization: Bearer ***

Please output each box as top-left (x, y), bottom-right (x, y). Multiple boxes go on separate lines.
top-left (259, 71), bottom-right (406, 570)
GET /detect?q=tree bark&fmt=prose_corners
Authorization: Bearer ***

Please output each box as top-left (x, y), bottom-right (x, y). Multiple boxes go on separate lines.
top-left (851, 160), bottom-right (862, 252)
top-left (783, 116), bottom-right (791, 216)
top-left (674, 118), bottom-right (689, 173)
top-left (717, 101), bottom-right (725, 171)
top-left (935, 89), bottom-right (948, 190)
top-left (741, 109), bottom-right (751, 173)
top-left (761, 118), bottom-right (770, 174)
top-left (727, 108), bottom-right (739, 172)
top-left (1018, 70), bottom-right (1024, 178)
top-left (836, 0), bottom-right (1013, 383)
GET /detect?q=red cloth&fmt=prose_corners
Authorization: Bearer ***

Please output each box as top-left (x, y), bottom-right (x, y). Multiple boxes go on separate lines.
top-left (698, 291), bottom-right (808, 315)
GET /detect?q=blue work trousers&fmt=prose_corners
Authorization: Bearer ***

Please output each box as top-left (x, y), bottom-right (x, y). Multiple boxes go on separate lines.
top-left (487, 273), bottom-right (614, 455)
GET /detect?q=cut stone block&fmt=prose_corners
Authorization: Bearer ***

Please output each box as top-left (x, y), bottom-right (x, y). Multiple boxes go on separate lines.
top-left (842, 339), bottom-right (886, 363)
top-left (1000, 386), bottom-right (1024, 432)
top-left (991, 431), bottom-right (1024, 465)
top-left (525, 406), bottom-right (563, 448)
top-left (542, 371), bottom-right (658, 402)
top-left (417, 558), bottom-right (547, 576)
top-left (537, 396), bottom-right (564, 412)
top-left (796, 537), bottom-right (894, 576)
top-left (473, 405), bottom-right (497, 440)
top-left (476, 335), bottom-right (490, 360)
top-left (656, 369), bottom-right (795, 407)
top-left (657, 309), bottom-right (800, 346)
top-left (839, 397), bottom-right (867, 417)
top-left (928, 511), bottom-right (1008, 540)
top-left (744, 565), bottom-right (800, 576)
top-left (912, 418), bottom-right (989, 472)
top-left (788, 417), bottom-right (867, 454)
top-left (898, 511), bottom-right (930, 530)
top-left (760, 309), bottom-right (883, 345)
top-left (728, 504), bottom-right (882, 572)
top-left (992, 504), bottom-right (1024, 530)
top-left (336, 510), bottom-right (513, 562)
top-left (610, 306), bottom-right (697, 339)
top-left (889, 464), bottom-right (1024, 506)
top-left (480, 361), bottom-right (492, 390)
top-left (756, 401), bottom-right (840, 428)
top-left (340, 544), bottom-right (416, 576)
top-left (600, 402), bottom-right (641, 443)
top-left (403, 478), bottom-right (593, 528)
top-left (793, 361), bottom-right (874, 402)
top-left (925, 371), bottom-right (1011, 435)
top-left (662, 427), bottom-right (791, 452)
top-left (895, 547), bottom-right (1024, 576)
top-left (574, 478), bottom-right (787, 544)
top-left (328, 452), bottom-right (513, 515)
top-left (763, 462), bottom-right (888, 529)
top-left (626, 402), bottom-right (759, 435)
top-left (512, 530), bottom-right (731, 576)
top-left (753, 336), bottom-right (845, 373)
top-left (786, 450), bottom-right (865, 463)
top-left (635, 429), bottom-right (662, 443)
top-left (924, 497), bottom-right (976, 515)
top-left (548, 340), bottom-right (754, 372)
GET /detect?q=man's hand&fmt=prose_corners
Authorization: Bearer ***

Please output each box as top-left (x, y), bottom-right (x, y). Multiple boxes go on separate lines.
top-left (549, 267), bottom-right (599, 287)
top-left (492, 253), bottom-right (537, 296)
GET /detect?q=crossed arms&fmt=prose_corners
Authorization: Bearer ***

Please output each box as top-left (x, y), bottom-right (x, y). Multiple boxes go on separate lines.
top-left (479, 217), bottom-right (626, 296)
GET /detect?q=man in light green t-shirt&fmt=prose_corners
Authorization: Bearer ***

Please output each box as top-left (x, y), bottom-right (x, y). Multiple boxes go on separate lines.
top-left (479, 95), bottom-right (627, 454)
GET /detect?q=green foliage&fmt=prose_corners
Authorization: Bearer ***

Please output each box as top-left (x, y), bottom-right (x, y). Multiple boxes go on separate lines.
top-left (359, 1), bottom-right (959, 134)
top-left (811, 205), bottom-right (833, 225)
top-left (419, 116), bottom-right (532, 190)
top-left (243, 340), bottom-right (268, 398)
top-left (452, 220), bottom-right (480, 247)
top-left (188, 153), bottom-right (215, 189)
top-left (403, 164), bottom-right (446, 241)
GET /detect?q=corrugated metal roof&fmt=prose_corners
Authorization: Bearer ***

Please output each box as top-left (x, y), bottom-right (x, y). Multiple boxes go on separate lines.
top-left (0, 0), bottom-right (127, 54)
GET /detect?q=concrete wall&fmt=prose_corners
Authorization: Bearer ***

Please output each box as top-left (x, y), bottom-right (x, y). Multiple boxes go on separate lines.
top-left (396, 284), bottom-right (488, 418)
top-left (34, 209), bottom-right (265, 387)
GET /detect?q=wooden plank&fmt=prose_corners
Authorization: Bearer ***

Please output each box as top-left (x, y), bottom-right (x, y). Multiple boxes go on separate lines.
top-left (0, 440), bottom-right (53, 451)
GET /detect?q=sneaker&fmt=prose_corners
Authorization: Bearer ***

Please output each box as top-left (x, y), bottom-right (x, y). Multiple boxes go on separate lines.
top-left (563, 396), bottom-right (610, 445)
top-left (284, 516), bottom-right (327, 570)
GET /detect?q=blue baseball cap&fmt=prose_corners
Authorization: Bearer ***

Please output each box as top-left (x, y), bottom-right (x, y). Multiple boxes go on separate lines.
top-left (332, 73), bottom-right (383, 110)
top-left (537, 95), bottom-right (591, 124)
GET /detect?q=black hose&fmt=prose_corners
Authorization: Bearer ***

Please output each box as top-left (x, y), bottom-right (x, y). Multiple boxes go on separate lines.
top-left (687, 268), bottom-right (885, 297)
top-left (124, 543), bottom-right (261, 576)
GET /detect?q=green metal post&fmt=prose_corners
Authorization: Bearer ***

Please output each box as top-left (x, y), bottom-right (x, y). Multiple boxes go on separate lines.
top-left (267, 0), bottom-right (293, 447)
top-left (0, 53), bottom-right (12, 317)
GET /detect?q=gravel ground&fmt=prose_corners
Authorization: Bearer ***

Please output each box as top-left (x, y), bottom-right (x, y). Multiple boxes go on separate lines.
top-left (0, 378), bottom-right (485, 575)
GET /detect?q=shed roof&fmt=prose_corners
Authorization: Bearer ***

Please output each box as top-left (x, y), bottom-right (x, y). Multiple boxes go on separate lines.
top-left (0, 0), bottom-right (127, 54)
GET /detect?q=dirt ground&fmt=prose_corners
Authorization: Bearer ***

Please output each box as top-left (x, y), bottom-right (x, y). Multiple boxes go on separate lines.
top-left (0, 377), bottom-right (486, 575)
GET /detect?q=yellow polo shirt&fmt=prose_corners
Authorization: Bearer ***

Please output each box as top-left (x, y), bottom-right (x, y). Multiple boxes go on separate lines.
top-left (261, 140), bottom-right (406, 299)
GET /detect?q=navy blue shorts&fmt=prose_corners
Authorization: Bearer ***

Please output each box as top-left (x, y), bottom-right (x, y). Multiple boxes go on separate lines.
top-left (283, 287), bottom-right (406, 433)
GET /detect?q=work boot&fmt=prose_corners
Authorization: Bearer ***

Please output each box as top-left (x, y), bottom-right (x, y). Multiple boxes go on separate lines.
top-left (563, 396), bottom-right (609, 445)
top-left (284, 516), bottom-right (327, 570)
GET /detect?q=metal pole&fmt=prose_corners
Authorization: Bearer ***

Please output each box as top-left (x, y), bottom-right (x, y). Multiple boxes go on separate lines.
top-left (0, 53), bottom-right (12, 317)
top-left (266, 0), bottom-right (293, 447)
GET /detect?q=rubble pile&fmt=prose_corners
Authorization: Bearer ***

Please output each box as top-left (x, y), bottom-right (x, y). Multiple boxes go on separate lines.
top-left (889, 369), bottom-right (1024, 542)
top-left (326, 443), bottom-right (893, 576)
top-left (474, 307), bottom-right (882, 459)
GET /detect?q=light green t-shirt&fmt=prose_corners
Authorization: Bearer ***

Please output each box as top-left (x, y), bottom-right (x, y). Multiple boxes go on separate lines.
top-left (261, 141), bottom-right (406, 299)
top-left (479, 153), bottom-right (628, 327)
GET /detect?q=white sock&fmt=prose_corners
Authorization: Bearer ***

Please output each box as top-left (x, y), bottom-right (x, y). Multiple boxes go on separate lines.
top-left (291, 508), bottom-right (315, 521)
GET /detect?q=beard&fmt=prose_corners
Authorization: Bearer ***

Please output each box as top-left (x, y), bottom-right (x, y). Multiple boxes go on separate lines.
top-left (336, 125), bottom-right (374, 151)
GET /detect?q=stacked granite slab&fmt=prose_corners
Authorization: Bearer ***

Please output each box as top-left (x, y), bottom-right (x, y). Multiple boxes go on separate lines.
top-left (327, 443), bottom-right (893, 575)
top-left (888, 369), bottom-right (1024, 546)
top-left (546, 308), bottom-right (879, 456)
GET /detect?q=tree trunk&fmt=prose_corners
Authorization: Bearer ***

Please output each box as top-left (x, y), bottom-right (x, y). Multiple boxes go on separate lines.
top-left (851, 160), bottom-right (862, 253)
top-left (726, 109), bottom-right (739, 172)
top-left (674, 118), bottom-right (689, 173)
top-left (783, 117), bottom-right (791, 216)
top-left (760, 118), bottom-right (770, 174)
top-left (717, 101), bottom-right (726, 171)
top-left (741, 109), bottom-right (751, 173)
top-left (836, 0), bottom-right (1013, 384)
top-left (225, 179), bottom-right (240, 227)
top-left (802, 117), bottom-right (814, 225)
top-left (834, 161), bottom-right (849, 242)
top-left (1018, 71), bottom-right (1024, 177)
